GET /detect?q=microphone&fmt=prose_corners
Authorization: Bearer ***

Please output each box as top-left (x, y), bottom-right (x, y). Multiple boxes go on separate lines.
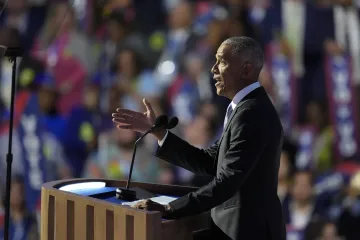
top-left (116, 115), bottom-right (169, 201)
top-left (4, 47), bottom-right (24, 57)
top-left (139, 115), bottom-right (168, 141)
top-left (167, 117), bottom-right (179, 129)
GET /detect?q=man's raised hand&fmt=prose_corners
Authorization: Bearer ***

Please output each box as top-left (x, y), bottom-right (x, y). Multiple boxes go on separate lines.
top-left (112, 99), bottom-right (156, 133)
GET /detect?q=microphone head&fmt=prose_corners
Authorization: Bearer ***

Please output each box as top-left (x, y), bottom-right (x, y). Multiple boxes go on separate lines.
top-left (154, 115), bottom-right (169, 128)
top-left (167, 117), bottom-right (179, 129)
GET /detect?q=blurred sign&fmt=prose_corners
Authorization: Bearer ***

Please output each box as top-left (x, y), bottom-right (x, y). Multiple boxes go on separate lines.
top-left (268, 42), bottom-right (297, 136)
top-left (17, 93), bottom-right (47, 211)
top-left (314, 171), bottom-right (347, 196)
top-left (325, 54), bottom-right (360, 161)
top-left (295, 126), bottom-right (316, 170)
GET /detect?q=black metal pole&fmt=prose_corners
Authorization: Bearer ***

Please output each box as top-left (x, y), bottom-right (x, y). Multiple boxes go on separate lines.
top-left (4, 56), bottom-right (17, 240)
top-left (125, 133), bottom-right (149, 190)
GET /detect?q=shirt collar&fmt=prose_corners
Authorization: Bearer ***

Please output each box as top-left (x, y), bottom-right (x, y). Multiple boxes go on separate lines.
top-left (230, 81), bottom-right (261, 110)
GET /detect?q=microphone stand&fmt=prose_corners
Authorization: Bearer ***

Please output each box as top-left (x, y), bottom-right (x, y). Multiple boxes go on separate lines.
top-left (126, 129), bottom-right (151, 190)
top-left (116, 129), bottom-right (152, 201)
top-left (3, 47), bottom-right (22, 240)
top-left (116, 115), bottom-right (169, 201)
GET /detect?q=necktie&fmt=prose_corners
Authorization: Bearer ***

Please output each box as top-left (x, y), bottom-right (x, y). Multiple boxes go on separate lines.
top-left (224, 104), bottom-right (234, 128)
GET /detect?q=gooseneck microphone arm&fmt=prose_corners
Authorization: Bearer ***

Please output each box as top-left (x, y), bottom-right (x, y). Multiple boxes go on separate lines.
top-left (116, 115), bottom-right (168, 200)
top-left (125, 129), bottom-right (151, 190)
top-left (2, 47), bottom-right (23, 240)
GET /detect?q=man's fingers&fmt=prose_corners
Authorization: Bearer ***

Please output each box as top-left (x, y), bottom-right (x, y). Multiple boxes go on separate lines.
top-left (115, 109), bottom-right (145, 120)
top-left (112, 112), bottom-right (140, 122)
top-left (143, 98), bottom-right (154, 113)
top-left (115, 108), bottom-right (139, 116)
top-left (133, 200), bottom-right (147, 209)
top-left (117, 124), bottom-right (132, 130)
top-left (112, 113), bottom-right (123, 118)
top-left (112, 114), bottom-right (132, 124)
top-left (113, 119), bottom-right (132, 126)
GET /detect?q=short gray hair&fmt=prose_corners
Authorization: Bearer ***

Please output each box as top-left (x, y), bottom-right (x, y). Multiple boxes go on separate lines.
top-left (222, 36), bottom-right (264, 74)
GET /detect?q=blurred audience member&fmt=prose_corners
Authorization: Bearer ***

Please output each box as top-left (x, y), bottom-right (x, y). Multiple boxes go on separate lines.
top-left (95, 11), bottom-right (149, 104)
top-left (283, 171), bottom-right (321, 233)
top-left (101, 12), bottom-right (150, 64)
top-left (167, 52), bottom-right (213, 126)
top-left (176, 113), bottom-right (217, 185)
top-left (62, 83), bottom-right (110, 177)
top-left (294, 100), bottom-right (334, 174)
top-left (0, 90), bottom-right (72, 185)
top-left (0, 176), bottom-right (39, 239)
top-left (307, 101), bottom-right (334, 173)
top-left (83, 127), bottom-right (174, 184)
top-left (36, 72), bottom-right (66, 142)
top-left (338, 171), bottom-right (360, 240)
top-left (319, 221), bottom-right (343, 240)
top-left (32, 1), bottom-right (97, 115)
top-left (305, 219), bottom-right (344, 240)
top-left (154, 0), bottom-right (197, 88)
top-left (0, 0), bottom-right (46, 53)
top-left (115, 48), bottom-right (162, 113)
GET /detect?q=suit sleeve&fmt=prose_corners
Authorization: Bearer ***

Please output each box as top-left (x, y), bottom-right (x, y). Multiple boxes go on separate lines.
top-left (155, 132), bottom-right (218, 176)
top-left (167, 109), bottom-right (268, 218)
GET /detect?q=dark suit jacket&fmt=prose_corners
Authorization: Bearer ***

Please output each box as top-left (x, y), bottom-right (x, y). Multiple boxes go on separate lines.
top-left (156, 87), bottom-right (286, 240)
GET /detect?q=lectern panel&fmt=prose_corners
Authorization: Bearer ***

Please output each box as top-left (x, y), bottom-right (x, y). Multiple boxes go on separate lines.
top-left (41, 179), bottom-right (210, 240)
top-left (106, 210), bottom-right (115, 240)
top-left (67, 200), bottom-right (75, 240)
top-left (94, 204), bottom-right (107, 240)
top-left (55, 195), bottom-right (66, 239)
top-left (86, 205), bottom-right (94, 240)
top-left (74, 202), bottom-right (86, 240)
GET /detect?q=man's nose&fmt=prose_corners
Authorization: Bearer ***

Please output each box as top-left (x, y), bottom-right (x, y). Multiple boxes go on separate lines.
top-left (211, 64), bottom-right (217, 74)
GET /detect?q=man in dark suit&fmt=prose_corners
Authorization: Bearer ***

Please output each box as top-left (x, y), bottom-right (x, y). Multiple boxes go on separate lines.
top-left (112, 36), bottom-right (286, 240)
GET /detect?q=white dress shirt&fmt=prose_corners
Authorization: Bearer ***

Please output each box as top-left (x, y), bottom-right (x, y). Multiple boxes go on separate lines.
top-left (158, 81), bottom-right (261, 146)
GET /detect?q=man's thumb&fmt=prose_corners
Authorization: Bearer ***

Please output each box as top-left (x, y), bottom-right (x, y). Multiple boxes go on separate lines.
top-left (143, 98), bottom-right (154, 113)
top-left (143, 98), bottom-right (150, 110)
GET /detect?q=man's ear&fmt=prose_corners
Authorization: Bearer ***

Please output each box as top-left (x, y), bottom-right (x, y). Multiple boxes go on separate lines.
top-left (242, 63), bottom-right (252, 77)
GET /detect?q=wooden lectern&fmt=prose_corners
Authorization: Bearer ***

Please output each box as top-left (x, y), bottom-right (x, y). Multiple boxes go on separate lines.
top-left (41, 179), bottom-right (210, 240)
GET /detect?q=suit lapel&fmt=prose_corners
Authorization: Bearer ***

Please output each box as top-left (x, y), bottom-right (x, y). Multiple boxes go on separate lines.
top-left (212, 100), bottom-right (245, 170)
top-left (212, 87), bottom-right (267, 168)
top-left (217, 101), bottom-right (244, 148)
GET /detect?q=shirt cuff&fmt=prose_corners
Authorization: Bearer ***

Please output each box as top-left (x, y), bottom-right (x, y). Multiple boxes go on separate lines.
top-left (158, 130), bottom-right (169, 147)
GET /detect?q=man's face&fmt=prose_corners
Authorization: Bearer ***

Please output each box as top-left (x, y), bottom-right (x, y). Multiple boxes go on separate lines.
top-left (211, 43), bottom-right (240, 98)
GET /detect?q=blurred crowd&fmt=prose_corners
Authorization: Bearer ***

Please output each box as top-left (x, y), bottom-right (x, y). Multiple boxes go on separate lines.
top-left (0, 0), bottom-right (360, 239)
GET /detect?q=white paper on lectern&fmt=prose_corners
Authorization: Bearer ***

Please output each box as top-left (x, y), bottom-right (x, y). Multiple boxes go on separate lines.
top-left (122, 196), bottom-right (177, 207)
